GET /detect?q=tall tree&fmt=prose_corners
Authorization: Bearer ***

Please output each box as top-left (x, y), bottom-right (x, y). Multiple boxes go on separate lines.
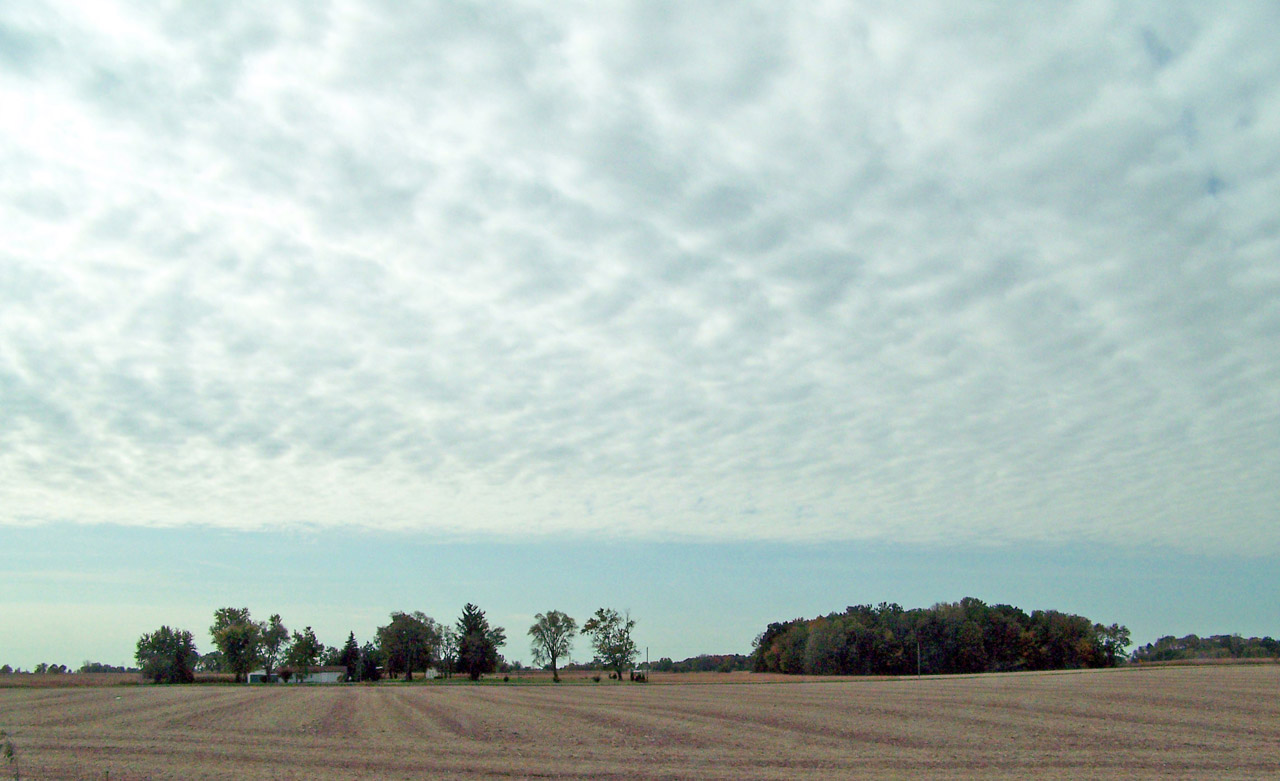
top-left (377, 612), bottom-right (441, 681)
top-left (582, 608), bottom-right (637, 681)
top-left (339, 632), bottom-right (360, 682)
top-left (457, 603), bottom-right (506, 681)
top-left (210, 607), bottom-right (261, 683)
top-left (286, 626), bottom-right (321, 683)
top-left (528, 610), bottom-right (577, 683)
top-left (438, 626), bottom-right (459, 679)
top-left (136, 626), bottom-right (198, 684)
top-left (259, 614), bottom-right (289, 682)
top-left (359, 641), bottom-right (383, 682)
top-left (1094, 623), bottom-right (1132, 667)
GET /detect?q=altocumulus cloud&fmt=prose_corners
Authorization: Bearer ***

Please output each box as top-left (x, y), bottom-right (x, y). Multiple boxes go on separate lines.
top-left (1, 1), bottom-right (1277, 553)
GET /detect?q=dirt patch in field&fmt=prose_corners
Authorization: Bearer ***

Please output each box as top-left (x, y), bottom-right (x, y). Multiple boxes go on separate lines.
top-left (1, 666), bottom-right (1277, 779)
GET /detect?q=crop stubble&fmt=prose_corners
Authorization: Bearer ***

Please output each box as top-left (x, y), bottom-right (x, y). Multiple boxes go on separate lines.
top-left (1, 665), bottom-right (1276, 779)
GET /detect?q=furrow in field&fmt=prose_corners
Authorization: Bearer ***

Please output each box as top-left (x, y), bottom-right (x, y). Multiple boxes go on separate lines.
top-left (2, 666), bottom-right (1278, 779)
top-left (454, 686), bottom-right (739, 750)
top-left (353, 687), bottom-right (492, 743)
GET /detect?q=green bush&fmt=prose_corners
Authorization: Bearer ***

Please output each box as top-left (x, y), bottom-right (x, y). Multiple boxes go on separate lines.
top-left (2, 729), bottom-right (19, 780)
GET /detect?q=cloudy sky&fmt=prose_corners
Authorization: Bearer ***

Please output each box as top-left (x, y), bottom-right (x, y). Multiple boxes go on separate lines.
top-left (2, 2), bottom-right (1278, 667)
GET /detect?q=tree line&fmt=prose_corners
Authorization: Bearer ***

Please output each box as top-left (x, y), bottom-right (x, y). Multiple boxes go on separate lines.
top-left (650, 654), bottom-right (752, 673)
top-left (134, 605), bottom-right (639, 684)
top-left (1130, 633), bottom-right (1280, 663)
top-left (751, 598), bottom-right (1133, 676)
top-left (0, 662), bottom-right (136, 675)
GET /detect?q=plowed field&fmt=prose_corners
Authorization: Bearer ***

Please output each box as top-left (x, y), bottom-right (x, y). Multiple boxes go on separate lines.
top-left (2, 665), bottom-right (1277, 779)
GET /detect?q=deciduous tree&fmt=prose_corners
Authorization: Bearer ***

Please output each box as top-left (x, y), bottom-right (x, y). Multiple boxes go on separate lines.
top-left (582, 608), bottom-right (637, 681)
top-left (286, 626), bottom-right (321, 682)
top-left (259, 614), bottom-right (289, 682)
top-left (377, 612), bottom-right (441, 681)
top-left (359, 641), bottom-right (383, 682)
top-left (136, 626), bottom-right (197, 684)
top-left (438, 626), bottom-right (459, 679)
top-left (211, 607), bottom-right (261, 683)
top-left (528, 610), bottom-right (577, 683)
top-left (1094, 623), bottom-right (1132, 667)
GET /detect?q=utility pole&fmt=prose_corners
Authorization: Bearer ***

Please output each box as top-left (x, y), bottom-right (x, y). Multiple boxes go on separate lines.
top-left (916, 639), bottom-right (921, 677)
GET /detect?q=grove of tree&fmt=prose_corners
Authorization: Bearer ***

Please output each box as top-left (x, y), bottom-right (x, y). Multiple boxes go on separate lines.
top-left (1131, 633), bottom-right (1280, 662)
top-left (751, 598), bottom-right (1131, 676)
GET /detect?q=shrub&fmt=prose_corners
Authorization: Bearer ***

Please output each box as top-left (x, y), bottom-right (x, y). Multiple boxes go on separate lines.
top-left (2, 729), bottom-right (18, 780)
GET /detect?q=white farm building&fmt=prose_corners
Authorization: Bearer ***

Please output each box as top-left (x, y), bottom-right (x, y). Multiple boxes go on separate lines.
top-left (246, 666), bottom-right (347, 684)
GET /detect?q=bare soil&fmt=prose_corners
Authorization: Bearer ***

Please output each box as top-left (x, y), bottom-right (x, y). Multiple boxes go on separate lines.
top-left (1, 665), bottom-right (1277, 779)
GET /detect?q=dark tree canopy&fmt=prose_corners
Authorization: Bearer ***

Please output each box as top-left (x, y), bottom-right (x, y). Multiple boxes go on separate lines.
top-left (1132, 633), bottom-right (1278, 662)
top-left (751, 599), bottom-right (1129, 676)
top-left (359, 641), bottom-right (383, 682)
top-left (339, 632), bottom-right (361, 682)
top-left (457, 603), bottom-right (506, 681)
top-left (377, 611), bottom-right (441, 681)
top-left (136, 626), bottom-right (197, 684)
top-left (650, 654), bottom-right (751, 673)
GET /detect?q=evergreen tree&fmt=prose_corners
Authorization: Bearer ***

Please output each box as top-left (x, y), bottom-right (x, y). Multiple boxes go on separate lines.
top-left (457, 603), bottom-right (506, 681)
top-left (339, 632), bottom-right (360, 682)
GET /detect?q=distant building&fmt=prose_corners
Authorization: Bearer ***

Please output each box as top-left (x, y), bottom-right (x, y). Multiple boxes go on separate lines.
top-left (246, 666), bottom-right (347, 684)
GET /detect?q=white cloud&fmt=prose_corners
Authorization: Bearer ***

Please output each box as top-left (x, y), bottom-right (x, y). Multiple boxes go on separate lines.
top-left (1, 1), bottom-right (1277, 553)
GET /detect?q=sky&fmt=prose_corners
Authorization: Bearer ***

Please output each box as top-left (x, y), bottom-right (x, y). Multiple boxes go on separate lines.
top-left (2, 2), bottom-right (1278, 669)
